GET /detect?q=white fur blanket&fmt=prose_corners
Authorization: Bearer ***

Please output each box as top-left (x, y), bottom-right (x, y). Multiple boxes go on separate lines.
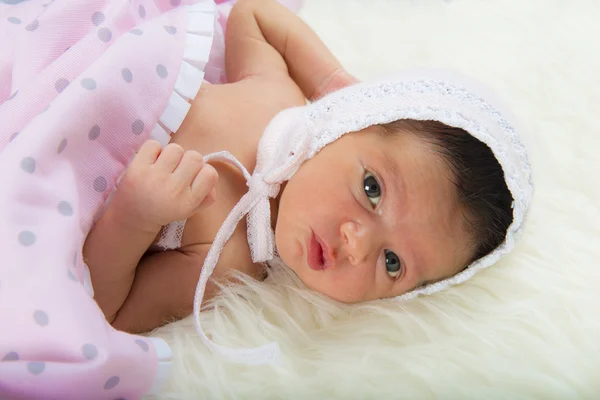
top-left (149, 0), bottom-right (600, 398)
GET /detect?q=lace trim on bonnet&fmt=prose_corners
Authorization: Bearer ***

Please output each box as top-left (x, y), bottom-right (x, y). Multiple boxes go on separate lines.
top-left (191, 72), bottom-right (534, 365)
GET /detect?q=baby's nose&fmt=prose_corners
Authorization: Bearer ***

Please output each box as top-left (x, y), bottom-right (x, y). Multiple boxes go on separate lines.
top-left (339, 221), bottom-right (372, 266)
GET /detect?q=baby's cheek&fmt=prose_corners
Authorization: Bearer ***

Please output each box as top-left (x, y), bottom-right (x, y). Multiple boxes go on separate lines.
top-left (320, 268), bottom-right (373, 303)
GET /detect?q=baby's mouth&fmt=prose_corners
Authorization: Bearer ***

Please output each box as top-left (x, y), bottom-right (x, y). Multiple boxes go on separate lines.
top-left (307, 232), bottom-right (331, 271)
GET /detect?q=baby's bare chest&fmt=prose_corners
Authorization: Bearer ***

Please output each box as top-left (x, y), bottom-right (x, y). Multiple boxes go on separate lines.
top-left (165, 78), bottom-right (304, 277)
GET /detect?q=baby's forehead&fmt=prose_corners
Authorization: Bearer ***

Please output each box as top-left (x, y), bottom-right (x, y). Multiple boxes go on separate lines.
top-left (371, 125), bottom-right (453, 173)
top-left (375, 126), bottom-right (474, 244)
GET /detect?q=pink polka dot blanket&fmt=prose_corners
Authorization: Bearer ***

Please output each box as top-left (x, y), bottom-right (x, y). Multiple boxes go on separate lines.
top-left (0, 0), bottom-right (227, 398)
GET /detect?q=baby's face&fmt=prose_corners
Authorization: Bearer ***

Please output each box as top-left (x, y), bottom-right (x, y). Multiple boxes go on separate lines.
top-left (274, 126), bottom-right (474, 303)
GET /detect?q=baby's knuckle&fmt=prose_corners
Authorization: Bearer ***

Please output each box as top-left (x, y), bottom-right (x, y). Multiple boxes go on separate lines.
top-left (143, 139), bottom-right (162, 151)
top-left (179, 194), bottom-right (199, 213)
top-left (184, 150), bottom-right (204, 163)
top-left (200, 163), bottom-right (217, 179)
top-left (165, 143), bottom-right (184, 154)
top-left (165, 178), bottom-right (182, 193)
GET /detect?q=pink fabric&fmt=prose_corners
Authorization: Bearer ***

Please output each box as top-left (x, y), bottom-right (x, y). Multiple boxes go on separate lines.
top-left (0, 0), bottom-right (214, 398)
top-left (0, 0), bottom-right (300, 397)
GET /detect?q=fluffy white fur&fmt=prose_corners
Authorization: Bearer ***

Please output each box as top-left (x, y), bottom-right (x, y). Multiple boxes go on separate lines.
top-left (148, 0), bottom-right (600, 398)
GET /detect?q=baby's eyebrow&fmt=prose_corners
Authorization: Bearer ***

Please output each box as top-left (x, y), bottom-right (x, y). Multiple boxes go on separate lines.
top-left (379, 149), bottom-right (406, 206)
top-left (381, 148), bottom-right (400, 179)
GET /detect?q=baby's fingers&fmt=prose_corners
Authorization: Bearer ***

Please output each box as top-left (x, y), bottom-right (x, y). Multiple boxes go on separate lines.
top-left (191, 163), bottom-right (218, 201)
top-left (156, 143), bottom-right (184, 172)
top-left (134, 140), bottom-right (162, 165)
top-left (196, 187), bottom-right (217, 210)
top-left (173, 150), bottom-right (204, 184)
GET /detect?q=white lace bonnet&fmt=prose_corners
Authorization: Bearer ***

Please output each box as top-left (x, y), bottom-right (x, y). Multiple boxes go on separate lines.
top-left (194, 70), bottom-right (534, 365)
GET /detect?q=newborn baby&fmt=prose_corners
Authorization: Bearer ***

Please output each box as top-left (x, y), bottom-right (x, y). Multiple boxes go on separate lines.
top-left (83, 0), bottom-right (514, 335)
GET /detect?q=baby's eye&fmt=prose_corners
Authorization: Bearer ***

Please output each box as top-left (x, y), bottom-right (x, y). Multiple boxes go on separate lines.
top-left (384, 249), bottom-right (402, 279)
top-left (363, 171), bottom-right (381, 208)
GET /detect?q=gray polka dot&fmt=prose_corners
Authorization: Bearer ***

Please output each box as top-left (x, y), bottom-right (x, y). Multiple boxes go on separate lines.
top-left (129, 28), bottom-right (143, 35)
top-left (67, 269), bottom-right (77, 281)
top-left (98, 27), bottom-right (112, 42)
top-left (9, 132), bottom-right (19, 142)
top-left (18, 230), bottom-right (36, 246)
top-left (25, 19), bottom-right (39, 31)
top-left (82, 343), bottom-right (98, 360)
top-left (135, 339), bottom-right (149, 352)
top-left (8, 17), bottom-right (21, 24)
top-left (170, 0), bottom-right (181, 6)
top-left (55, 78), bottom-right (69, 93)
top-left (27, 362), bottom-right (45, 375)
top-left (41, 104), bottom-right (50, 113)
top-left (93, 176), bottom-right (108, 192)
top-left (8, 90), bottom-right (18, 100)
top-left (104, 376), bottom-right (120, 390)
top-left (131, 119), bottom-right (144, 136)
top-left (122, 68), bottom-right (133, 83)
top-left (92, 11), bottom-right (105, 26)
top-left (164, 25), bottom-right (176, 35)
top-left (20, 157), bottom-right (36, 173)
top-left (138, 5), bottom-right (145, 18)
top-left (33, 310), bottom-right (49, 326)
top-left (88, 124), bottom-right (100, 140)
top-left (57, 201), bottom-right (73, 216)
top-left (82, 78), bottom-right (97, 90)
top-left (57, 138), bottom-right (67, 154)
top-left (2, 352), bottom-right (19, 361)
top-left (156, 64), bottom-right (168, 79)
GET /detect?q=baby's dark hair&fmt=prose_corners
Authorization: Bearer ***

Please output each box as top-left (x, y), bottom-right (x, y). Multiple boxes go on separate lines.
top-left (381, 119), bottom-right (514, 264)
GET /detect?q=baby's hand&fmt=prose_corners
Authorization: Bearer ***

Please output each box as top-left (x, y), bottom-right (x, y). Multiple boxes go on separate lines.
top-left (113, 140), bottom-right (218, 232)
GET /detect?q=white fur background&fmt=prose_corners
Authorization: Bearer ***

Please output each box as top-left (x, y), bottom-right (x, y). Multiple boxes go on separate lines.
top-left (149, 0), bottom-right (600, 398)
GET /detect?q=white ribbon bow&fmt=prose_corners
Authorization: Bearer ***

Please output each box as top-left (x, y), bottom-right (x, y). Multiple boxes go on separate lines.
top-left (192, 129), bottom-right (310, 365)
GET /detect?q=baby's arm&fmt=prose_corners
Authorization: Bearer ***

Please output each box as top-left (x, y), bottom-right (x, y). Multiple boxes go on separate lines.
top-left (83, 141), bottom-right (217, 323)
top-left (83, 198), bottom-right (158, 323)
top-left (226, 0), bottom-right (357, 100)
top-left (110, 246), bottom-right (209, 333)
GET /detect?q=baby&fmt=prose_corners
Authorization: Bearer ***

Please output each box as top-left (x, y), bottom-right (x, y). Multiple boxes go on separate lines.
top-left (83, 0), bottom-right (513, 334)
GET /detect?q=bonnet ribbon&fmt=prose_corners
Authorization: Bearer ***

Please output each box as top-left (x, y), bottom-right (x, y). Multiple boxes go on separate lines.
top-left (192, 131), bottom-right (310, 365)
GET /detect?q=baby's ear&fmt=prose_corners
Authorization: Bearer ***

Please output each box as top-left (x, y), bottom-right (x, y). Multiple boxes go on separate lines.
top-left (311, 69), bottom-right (360, 101)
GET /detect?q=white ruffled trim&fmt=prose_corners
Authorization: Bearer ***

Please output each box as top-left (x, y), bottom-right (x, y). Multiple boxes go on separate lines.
top-left (152, 0), bottom-right (217, 251)
top-left (149, 0), bottom-right (216, 142)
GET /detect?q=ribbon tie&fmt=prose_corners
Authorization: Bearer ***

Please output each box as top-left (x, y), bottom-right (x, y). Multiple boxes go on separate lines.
top-left (246, 173), bottom-right (280, 263)
top-left (191, 113), bottom-right (311, 365)
top-left (190, 152), bottom-right (284, 365)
